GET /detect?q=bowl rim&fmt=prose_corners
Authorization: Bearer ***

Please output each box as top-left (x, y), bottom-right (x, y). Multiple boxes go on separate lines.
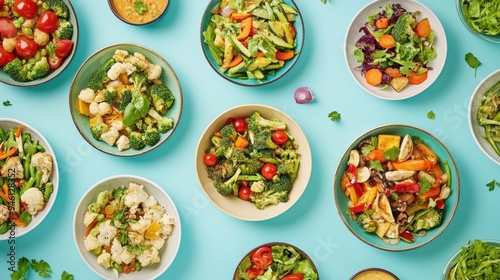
top-left (0, 118), bottom-right (59, 240)
top-left (455, 0), bottom-right (500, 43)
top-left (69, 42), bottom-right (183, 157)
top-left (350, 267), bottom-right (399, 280)
top-left (344, 0), bottom-right (447, 100)
top-left (107, 0), bottom-right (170, 26)
top-left (468, 69), bottom-right (500, 165)
top-left (232, 241), bottom-right (319, 279)
top-left (199, 0), bottom-right (305, 87)
top-left (333, 123), bottom-right (460, 252)
top-left (0, 0), bottom-right (79, 87)
top-left (72, 174), bottom-right (182, 280)
top-left (195, 103), bottom-right (312, 221)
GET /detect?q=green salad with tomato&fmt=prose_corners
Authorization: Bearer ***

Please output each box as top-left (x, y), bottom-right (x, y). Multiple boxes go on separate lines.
top-left (235, 244), bottom-right (318, 280)
top-left (202, 111), bottom-right (300, 210)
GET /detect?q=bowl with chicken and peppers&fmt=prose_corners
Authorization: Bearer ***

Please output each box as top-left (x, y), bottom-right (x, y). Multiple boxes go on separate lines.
top-left (334, 124), bottom-right (460, 251)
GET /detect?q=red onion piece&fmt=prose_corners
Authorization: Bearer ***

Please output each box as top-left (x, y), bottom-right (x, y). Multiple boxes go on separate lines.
top-left (220, 5), bottom-right (234, 18)
top-left (294, 87), bottom-right (314, 104)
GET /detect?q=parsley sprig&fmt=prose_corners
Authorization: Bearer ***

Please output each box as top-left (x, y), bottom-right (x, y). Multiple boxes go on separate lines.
top-left (486, 179), bottom-right (500, 191)
top-left (10, 257), bottom-right (74, 280)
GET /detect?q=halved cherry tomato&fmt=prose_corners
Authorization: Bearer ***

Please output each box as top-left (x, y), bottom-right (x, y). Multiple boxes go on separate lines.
top-left (282, 273), bottom-right (305, 280)
top-left (203, 153), bottom-right (217, 166)
top-left (16, 36), bottom-right (38, 59)
top-left (0, 18), bottom-right (17, 38)
top-left (37, 10), bottom-right (59, 33)
top-left (238, 185), bottom-right (251, 201)
top-left (251, 246), bottom-right (273, 269)
top-left (225, 117), bottom-right (234, 125)
top-left (55, 39), bottom-right (74, 58)
top-left (272, 130), bottom-right (288, 145)
top-left (47, 55), bottom-right (62, 70)
top-left (0, 0), bottom-right (4, 6)
top-left (232, 117), bottom-right (248, 134)
top-left (260, 163), bottom-right (277, 180)
top-left (0, 46), bottom-right (16, 67)
top-left (13, 0), bottom-right (39, 19)
top-left (246, 266), bottom-right (264, 278)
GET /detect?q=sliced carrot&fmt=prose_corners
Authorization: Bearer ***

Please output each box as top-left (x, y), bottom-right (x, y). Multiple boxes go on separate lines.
top-left (231, 13), bottom-right (251, 22)
top-left (378, 34), bottom-right (395, 49)
top-left (15, 125), bottom-right (24, 138)
top-left (234, 135), bottom-right (249, 148)
top-left (368, 149), bottom-right (387, 163)
top-left (10, 217), bottom-right (25, 227)
top-left (85, 219), bottom-right (98, 236)
top-left (375, 17), bottom-right (389, 29)
top-left (3, 183), bottom-right (9, 195)
top-left (408, 70), bottom-right (428, 85)
top-left (392, 159), bottom-right (432, 171)
top-left (384, 67), bottom-right (402, 78)
top-left (223, 55), bottom-right (243, 68)
top-left (213, 131), bottom-right (222, 138)
top-left (275, 50), bottom-right (295, 61)
top-left (0, 147), bottom-right (18, 160)
top-left (415, 18), bottom-right (432, 38)
top-left (0, 191), bottom-right (10, 203)
top-left (236, 17), bottom-right (252, 41)
top-left (365, 68), bottom-right (383, 86)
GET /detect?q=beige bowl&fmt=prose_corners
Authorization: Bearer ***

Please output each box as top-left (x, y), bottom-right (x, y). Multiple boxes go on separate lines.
top-left (195, 104), bottom-right (312, 221)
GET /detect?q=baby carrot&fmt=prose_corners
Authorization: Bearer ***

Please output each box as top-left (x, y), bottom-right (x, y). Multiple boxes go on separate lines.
top-left (365, 68), bottom-right (383, 86)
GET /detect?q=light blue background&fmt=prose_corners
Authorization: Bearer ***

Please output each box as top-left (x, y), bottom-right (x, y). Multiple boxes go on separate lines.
top-left (1, 0), bottom-right (500, 279)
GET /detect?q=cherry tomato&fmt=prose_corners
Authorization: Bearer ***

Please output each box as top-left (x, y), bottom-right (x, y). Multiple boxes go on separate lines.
top-left (232, 117), bottom-right (248, 134)
top-left (37, 10), bottom-right (59, 33)
top-left (272, 130), bottom-right (288, 145)
top-left (13, 0), bottom-right (39, 19)
top-left (225, 117), bottom-right (234, 125)
top-left (55, 39), bottom-right (74, 58)
top-left (47, 55), bottom-right (62, 70)
top-left (260, 163), bottom-right (277, 180)
top-left (251, 246), bottom-right (273, 269)
top-left (282, 273), bottom-right (305, 280)
top-left (16, 36), bottom-right (38, 59)
top-left (203, 153), bottom-right (218, 166)
top-left (0, 18), bottom-right (17, 38)
top-left (238, 185), bottom-right (251, 201)
top-left (0, 46), bottom-right (16, 67)
top-left (246, 266), bottom-right (264, 278)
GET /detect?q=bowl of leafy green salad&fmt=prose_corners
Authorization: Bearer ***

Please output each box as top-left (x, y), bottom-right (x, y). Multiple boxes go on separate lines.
top-left (200, 0), bottom-right (304, 86)
top-left (195, 104), bottom-right (312, 221)
top-left (457, 0), bottom-right (500, 43)
top-left (233, 242), bottom-right (319, 279)
top-left (344, 0), bottom-right (447, 100)
top-left (442, 239), bottom-right (500, 279)
top-left (69, 43), bottom-right (183, 157)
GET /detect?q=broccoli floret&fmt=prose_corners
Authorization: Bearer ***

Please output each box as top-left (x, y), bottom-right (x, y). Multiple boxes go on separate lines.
top-left (277, 159), bottom-right (299, 181)
top-left (249, 148), bottom-right (276, 162)
top-left (213, 168), bottom-right (242, 196)
top-left (247, 111), bottom-right (287, 131)
top-left (146, 84), bottom-right (175, 115)
top-left (143, 126), bottom-right (161, 146)
top-left (2, 129), bottom-right (17, 153)
top-left (251, 130), bottom-right (278, 150)
top-left (43, 0), bottom-right (70, 19)
top-left (409, 208), bottom-right (442, 232)
top-left (129, 71), bottom-right (149, 92)
top-left (104, 88), bottom-right (118, 105)
top-left (391, 13), bottom-right (417, 43)
top-left (220, 123), bottom-right (237, 139)
top-left (90, 122), bottom-right (108, 141)
top-left (3, 56), bottom-right (50, 82)
top-left (251, 190), bottom-right (288, 210)
top-left (87, 190), bottom-right (109, 213)
top-left (116, 88), bottom-right (132, 111)
top-left (209, 133), bottom-right (234, 159)
top-left (87, 68), bottom-right (110, 91)
top-left (147, 108), bottom-right (174, 133)
top-left (478, 114), bottom-right (500, 127)
top-left (52, 19), bottom-right (73, 40)
top-left (239, 158), bottom-right (264, 175)
top-left (269, 174), bottom-right (292, 196)
top-left (357, 212), bottom-right (377, 233)
top-left (129, 131), bottom-right (146, 150)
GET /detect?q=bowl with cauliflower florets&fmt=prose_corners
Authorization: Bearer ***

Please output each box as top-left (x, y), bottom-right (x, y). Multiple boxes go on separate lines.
top-left (73, 175), bottom-right (181, 280)
top-left (0, 118), bottom-right (59, 240)
top-left (69, 43), bottom-right (183, 156)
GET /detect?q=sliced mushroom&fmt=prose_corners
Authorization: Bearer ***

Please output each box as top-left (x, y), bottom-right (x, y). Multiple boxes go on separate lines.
top-left (398, 134), bottom-right (413, 161)
top-left (356, 166), bottom-right (370, 183)
top-left (385, 170), bottom-right (415, 181)
top-left (348, 150), bottom-right (360, 167)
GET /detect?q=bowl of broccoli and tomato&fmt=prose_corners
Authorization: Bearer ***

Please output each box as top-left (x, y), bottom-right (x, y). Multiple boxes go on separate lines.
top-left (0, 0), bottom-right (78, 86)
top-left (195, 104), bottom-right (312, 221)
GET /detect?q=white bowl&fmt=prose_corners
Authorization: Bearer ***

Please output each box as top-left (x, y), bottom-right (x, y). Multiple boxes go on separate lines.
top-left (195, 104), bottom-right (312, 221)
top-left (0, 118), bottom-right (59, 240)
top-left (344, 0), bottom-right (447, 100)
top-left (73, 175), bottom-right (181, 280)
top-left (468, 69), bottom-right (500, 165)
top-left (441, 240), bottom-right (500, 279)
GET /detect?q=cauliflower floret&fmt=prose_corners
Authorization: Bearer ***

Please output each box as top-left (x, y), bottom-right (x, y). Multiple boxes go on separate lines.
top-left (137, 247), bottom-right (160, 267)
top-left (94, 91), bottom-right (105, 103)
top-left (2, 37), bottom-right (16, 53)
top-left (33, 28), bottom-right (50, 46)
top-left (146, 63), bottom-right (162, 81)
top-left (101, 126), bottom-right (120, 146)
top-left (111, 238), bottom-right (124, 264)
top-left (143, 205), bottom-right (165, 222)
top-left (116, 135), bottom-right (130, 151)
top-left (159, 213), bottom-right (175, 237)
top-left (22, 19), bottom-right (35, 28)
top-left (145, 237), bottom-right (165, 251)
top-left (83, 211), bottom-right (98, 227)
top-left (0, 156), bottom-right (24, 179)
top-left (110, 120), bottom-right (124, 131)
top-left (113, 49), bottom-right (129, 62)
top-left (20, 188), bottom-right (45, 215)
top-left (141, 195), bottom-right (157, 209)
top-left (89, 101), bottom-right (111, 116)
top-left (126, 52), bottom-right (149, 71)
top-left (128, 231), bottom-right (144, 245)
top-left (97, 251), bottom-right (112, 269)
top-left (107, 62), bottom-right (137, 80)
top-left (124, 182), bottom-right (149, 207)
top-left (78, 88), bottom-right (96, 103)
top-left (129, 217), bottom-right (151, 234)
top-left (30, 152), bottom-right (53, 185)
top-left (120, 247), bottom-right (135, 264)
top-left (0, 205), bottom-right (9, 225)
top-left (84, 234), bottom-right (100, 251)
top-left (96, 220), bottom-right (118, 246)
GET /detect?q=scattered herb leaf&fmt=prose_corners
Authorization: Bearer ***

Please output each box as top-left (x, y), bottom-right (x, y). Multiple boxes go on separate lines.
top-left (328, 111), bottom-right (341, 122)
top-left (369, 160), bottom-right (384, 171)
top-left (383, 146), bottom-right (399, 161)
top-left (3, 100), bottom-right (12, 106)
top-left (465, 52), bottom-right (481, 77)
top-left (486, 179), bottom-right (500, 191)
top-left (427, 110), bottom-right (435, 119)
top-left (61, 271), bottom-right (74, 280)
top-left (31, 259), bottom-right (51, 277)
top-left (10, 257), bottom-right (30, 280)
top-left (133, 0), bottom-right (148, 15)
top-left (10, 258), bottom-right (71, 280)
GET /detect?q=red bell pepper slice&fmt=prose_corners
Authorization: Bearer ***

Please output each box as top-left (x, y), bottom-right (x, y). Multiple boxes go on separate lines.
top-left (400, 231), bottom-right (415, 243)
top-left (347, 164), bottom-right (365, 196)
top-left (436, 199), bottom-right (445, 209)
top-left (349, 204), bottom-right (366, 214)
top-left (394, 182), bottom-right (420, 193)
